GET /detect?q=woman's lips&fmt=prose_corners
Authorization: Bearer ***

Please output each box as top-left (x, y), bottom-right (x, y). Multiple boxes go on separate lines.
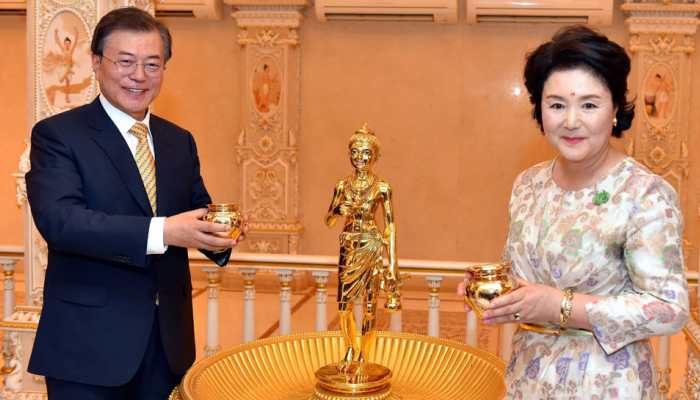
top-left (562, 136), bottom-right (585, 145)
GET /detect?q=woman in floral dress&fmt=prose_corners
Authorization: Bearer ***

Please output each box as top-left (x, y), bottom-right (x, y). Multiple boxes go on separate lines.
top-left (481, 26), bottom-right (689, 398)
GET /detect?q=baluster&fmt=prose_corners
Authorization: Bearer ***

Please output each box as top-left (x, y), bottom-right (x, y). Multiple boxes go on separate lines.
top-left (312, 271), bottom-right (329, 332)
top-left (465, 310), bottom-right (477, 346)
top-left (278, 270), bottom-right (293, 335)
top-left (241, 268), bottom-right (257, 343)
top-left (203, 267), bottom-right (222, 356)
top-left (0, 258), bottom-right (17, 375)
top-left (657, 335), bottom-right (671, 398)
top-left (426, 275), bottom-right (443, 337)
top-left (1, 259), bottom-right (17, 320)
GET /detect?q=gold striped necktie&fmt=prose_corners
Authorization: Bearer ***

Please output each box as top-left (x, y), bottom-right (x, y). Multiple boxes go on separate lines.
top-left (129, 122), bottom-right (157, 214)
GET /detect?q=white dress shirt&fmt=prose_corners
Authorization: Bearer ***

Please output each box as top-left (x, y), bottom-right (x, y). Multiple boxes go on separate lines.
top-left (99, 95), bottom-right (167, 255)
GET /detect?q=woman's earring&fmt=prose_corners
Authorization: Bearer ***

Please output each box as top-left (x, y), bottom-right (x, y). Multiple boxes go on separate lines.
top-left (613, 117), bottom-right (618, 127)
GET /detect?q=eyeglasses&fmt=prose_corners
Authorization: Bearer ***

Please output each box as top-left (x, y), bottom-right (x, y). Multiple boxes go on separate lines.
top-left (100, 54), bottom-right (164, 75)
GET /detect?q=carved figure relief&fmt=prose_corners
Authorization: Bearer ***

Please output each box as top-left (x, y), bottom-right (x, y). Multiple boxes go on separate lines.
top-left (643, 64), bottom-right (675, 126)
top-left (252, 60), bottom-right (281, 115)
top-left (41, 11), bottom-right (92, 113)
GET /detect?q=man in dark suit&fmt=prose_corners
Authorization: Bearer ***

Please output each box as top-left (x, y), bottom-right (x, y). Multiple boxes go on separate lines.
top-left (25, 7), bottom-right (235, 399)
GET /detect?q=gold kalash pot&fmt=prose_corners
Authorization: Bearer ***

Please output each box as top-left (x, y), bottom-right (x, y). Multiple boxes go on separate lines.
top-left (464, 261), bottom-right (517, 318)
top-left (204, 203), bottom-right (243, 241)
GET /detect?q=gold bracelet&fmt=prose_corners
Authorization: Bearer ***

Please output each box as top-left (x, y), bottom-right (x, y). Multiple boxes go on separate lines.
top-left (559, 288), bottom-right (574, 330)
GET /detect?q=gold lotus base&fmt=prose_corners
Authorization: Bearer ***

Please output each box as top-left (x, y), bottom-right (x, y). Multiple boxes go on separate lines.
top-left (314, 362), bottom-right (392, 398)
top-left (311, 386), bottom-right (391, 400)
top-left (171, 331), bottom-right (505, 400)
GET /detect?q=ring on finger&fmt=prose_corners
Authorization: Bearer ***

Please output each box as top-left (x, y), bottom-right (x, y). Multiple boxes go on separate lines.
top-left (513, 312), bottom-right (521, 321)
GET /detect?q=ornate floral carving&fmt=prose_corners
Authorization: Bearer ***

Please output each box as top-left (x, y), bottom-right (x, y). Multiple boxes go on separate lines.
top-left (111, 0), bottom-right (154, 14)
top-left (258, 135), bottom-right (274, 153)
top-left (13, 174), bottom-right (27, 208)
top-left (232, 7), bottom-right (304, 29)
top-left (652, 34), bottom-right (675, 55)
top-left (237, 25), bottom-right (301, 47)
top-left (257, 29), bottom-right (279, 47)
top-left (648, 124), bottom-right (672, 141)
top-left (630, 32), bottom-right (697, 54)
top-left (649, 146), bottom-right (668, 166)
top-left (249, 239), bottom-right (280, 253)
top-left (251, 108), bottom-right (280, 132)
top-left (14, 142), bottom-right (31, 206)
top-left (0, 393), bottom-right (47, 400)
top-left (288, 234), bottom-right (299, 254)
top-left (29, 239), bottom-right (47, 307)
top-left (248, 166), bottom-right (285, 220)
top-left (674, 316), bottom-right (700, 399)
top-left (2, 332), bottom-right (23, 392)
top-left (17, 143), bottom-right (30, 176)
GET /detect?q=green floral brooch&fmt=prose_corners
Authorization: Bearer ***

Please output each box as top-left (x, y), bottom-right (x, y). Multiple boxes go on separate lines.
top-left (593, 190), bottom-right (610, 206)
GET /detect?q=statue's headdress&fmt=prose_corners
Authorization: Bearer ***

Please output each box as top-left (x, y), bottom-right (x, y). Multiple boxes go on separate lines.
top-left (348, 123), bottom-right (381, 158)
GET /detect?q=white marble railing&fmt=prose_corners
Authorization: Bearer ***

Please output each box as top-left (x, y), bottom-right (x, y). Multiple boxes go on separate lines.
top-left (187, 251), bottom-right (485, 357)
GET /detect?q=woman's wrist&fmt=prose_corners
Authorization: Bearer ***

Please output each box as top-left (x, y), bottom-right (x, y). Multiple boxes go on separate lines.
top-left (559, 288), bottom-right (574, 329)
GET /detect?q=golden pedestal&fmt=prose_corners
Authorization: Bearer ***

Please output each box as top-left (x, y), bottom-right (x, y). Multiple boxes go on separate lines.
top-left (314, 362), bottom-right (392, 399)
top-left (170, 331), bottom-right (505, 400)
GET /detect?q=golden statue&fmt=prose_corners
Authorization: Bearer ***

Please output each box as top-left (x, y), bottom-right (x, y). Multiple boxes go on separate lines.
top-left (315, 124), bottom-right (401, 398)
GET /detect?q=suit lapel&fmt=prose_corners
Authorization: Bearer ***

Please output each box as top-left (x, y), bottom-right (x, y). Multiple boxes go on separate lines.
top-left (88, 99), bottom-right (153, 216)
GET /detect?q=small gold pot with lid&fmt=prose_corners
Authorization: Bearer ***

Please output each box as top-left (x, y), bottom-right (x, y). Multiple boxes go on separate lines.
top-left (205, 203), bottom-right (243, 241)
top-left (464, 262), bottom-right (517, 318)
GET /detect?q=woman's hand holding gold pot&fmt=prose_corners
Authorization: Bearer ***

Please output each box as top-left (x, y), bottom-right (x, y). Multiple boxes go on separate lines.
top-left (480, 279), bottom-right (563, 325)
top-left (461, 262), bottom-right (517, 318)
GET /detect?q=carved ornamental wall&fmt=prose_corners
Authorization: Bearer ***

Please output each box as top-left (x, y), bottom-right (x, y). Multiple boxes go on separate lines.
top-left (621, 0), bottom-right (697, 259)
top-left (227, 1), bottom-right (306, 255)
top-left (620, 1), bottom-right (700, 398)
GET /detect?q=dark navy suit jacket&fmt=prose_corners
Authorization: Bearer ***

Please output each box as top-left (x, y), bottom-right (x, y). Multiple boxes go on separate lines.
top-left (25, 98), bottom-right (227, 386)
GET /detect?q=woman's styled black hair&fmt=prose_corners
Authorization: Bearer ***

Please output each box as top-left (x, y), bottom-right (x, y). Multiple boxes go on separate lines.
top-left (523, 26), bottom-right (634, 137)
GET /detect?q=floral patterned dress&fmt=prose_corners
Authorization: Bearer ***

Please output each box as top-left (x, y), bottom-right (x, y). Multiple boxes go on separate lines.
top-left (503, 157), bottom-right (689, 399)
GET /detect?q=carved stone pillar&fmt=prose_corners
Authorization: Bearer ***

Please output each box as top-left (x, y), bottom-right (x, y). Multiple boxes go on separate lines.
top-left (621, 3), bottom-right (700, 398)
top-left (621, 1), bottom-right (700, 263)
top-left (227, 1), bottom-right (307, 254)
